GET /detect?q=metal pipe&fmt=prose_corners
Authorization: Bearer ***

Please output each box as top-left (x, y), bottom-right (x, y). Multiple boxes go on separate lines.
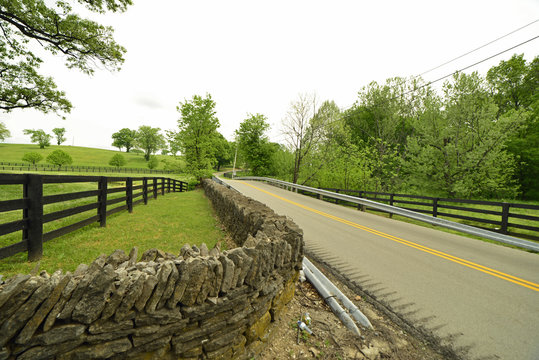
top-left (303, 262), bottom-right (362, 337)
top-left (303, 257), bottom-right (373, 329)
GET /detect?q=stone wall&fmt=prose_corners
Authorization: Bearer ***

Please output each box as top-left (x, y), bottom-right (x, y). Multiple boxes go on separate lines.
top-left (0, 179), bottom-right (303, 359)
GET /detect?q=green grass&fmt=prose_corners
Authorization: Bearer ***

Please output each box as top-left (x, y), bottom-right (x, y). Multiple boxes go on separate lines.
top-left (0, 143), bottom-right (186, 170)
top-left (0, 189), bottom-right (225, 278)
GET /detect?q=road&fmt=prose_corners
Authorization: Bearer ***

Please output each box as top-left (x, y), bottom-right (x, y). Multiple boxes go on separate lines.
top-left (221, 178), bottom-right (539, 360)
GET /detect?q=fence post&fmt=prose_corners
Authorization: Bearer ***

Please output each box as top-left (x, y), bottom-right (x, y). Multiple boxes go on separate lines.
top-left (433, 198), bottom-right (439, 218)
top-left (126, 178), bottom-right (133, 213)
top-left (501, 203), bottom-right (510, 234)
top-left (143, 177), bottom-right (148, 204)
top-left (98, 177), bottom-right (108, 227)
top-left (167, 178), bottom-right (171, 193)
top-left (161, 177), bottom-right (165, 195)
top-left (25, 174), bottom-right (43, 261)
top-left (153, 177), bottom-right (158, 199)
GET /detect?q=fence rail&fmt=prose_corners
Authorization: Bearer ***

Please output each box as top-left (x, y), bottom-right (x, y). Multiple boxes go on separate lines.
top-left (0, 174), bottom-right (188, 261)
top-left (0, 162), bottom-right (174, 174)
top-left (318, 188), bottom-right (539, 241)
top-left (233, 176), bottom-right (539, 252)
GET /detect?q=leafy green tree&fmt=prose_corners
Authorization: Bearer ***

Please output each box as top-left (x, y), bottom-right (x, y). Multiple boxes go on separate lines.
top-left (0, 0), bottom-right (131, 115)
top-left (236, 114), bottom-right (274, 176)
top-left (403, 72), bottom-right (521, 198)
top-left (52, 127), bottom-right (66, 145)
top-left (175, 94), bottom-right (220, 178)
top-left (147, 156), bottom-right (159, 169)
top-left (165, 129), bottom-right (181, 157)
top-left (213, 133), bottom-right (232, 171)
top-left (23, 129), bottom-right (52, 148)
top-left (0, 122), bottom-right (10, 141)
top-left (112, 128), bottom-right (137, 152)
top-left (487, 54), bottom-right (539, 199)
top-left (46, 149), bottom-right (73, 169)
top-left (135, 126), bottom-right (166, 161)
top-left (109, 153), bottom-right (126, 168)
top-left (22, 152), bottom-right (43, 165)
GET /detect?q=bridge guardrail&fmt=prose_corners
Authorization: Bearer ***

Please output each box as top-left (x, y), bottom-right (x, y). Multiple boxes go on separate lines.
top-left (233, 176), bottom-right (539, 252)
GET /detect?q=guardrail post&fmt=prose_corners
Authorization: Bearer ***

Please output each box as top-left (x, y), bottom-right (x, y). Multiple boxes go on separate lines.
top-left (433, 198), bottom-right (439, 217)
top-left (153, 177), bottom-right (158, 199)
top-left (389, 194), bottom-right (394, 218)
top-left (98, 177), bottom-right (108, 227)
top-left (501, 203), bottom-right (510, 234)
top-left (25, 174), bottom-right (43, 261)
top-left (126, 178), bottom-right (133, 213)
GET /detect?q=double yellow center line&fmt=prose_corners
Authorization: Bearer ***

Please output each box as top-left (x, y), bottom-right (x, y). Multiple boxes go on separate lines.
top-left (237, 181), bottom-right (539, 292)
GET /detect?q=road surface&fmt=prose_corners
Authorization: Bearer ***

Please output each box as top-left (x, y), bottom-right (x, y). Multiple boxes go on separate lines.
top-left (222, 178), bottom-right (539, 360)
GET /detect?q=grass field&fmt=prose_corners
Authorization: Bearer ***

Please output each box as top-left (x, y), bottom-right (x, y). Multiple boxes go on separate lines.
top-left (0, 189), bottom-right (224, 278)
top-left (0, 143), bottom-right (186, 170)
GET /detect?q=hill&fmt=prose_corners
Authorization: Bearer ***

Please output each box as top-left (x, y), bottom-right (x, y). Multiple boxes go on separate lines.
top-left (0, 143), bottom-right (184, 170)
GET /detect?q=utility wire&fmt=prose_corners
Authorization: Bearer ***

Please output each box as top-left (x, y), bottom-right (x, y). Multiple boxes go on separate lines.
top-left (397, 35), bottom-right (539, 99)
top-left (417, 19), bottom-right (538, 77)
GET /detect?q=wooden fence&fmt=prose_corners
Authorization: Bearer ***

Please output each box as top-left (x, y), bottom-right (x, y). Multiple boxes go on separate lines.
top-left (313, 188), bottom-right (539, 241)
top-left (0, 174), bottom-right (188, 261)
top-left (0, 162), bottom-right (174, 174)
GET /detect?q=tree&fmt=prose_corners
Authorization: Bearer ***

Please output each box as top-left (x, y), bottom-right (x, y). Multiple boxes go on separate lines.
top-left (147, 156), bottom-right (159, 169)
top-left (403, 72), bottom-right (521, 198)
top-left (112, 128), bottom-right (137, 152)
top-left (46, 149), bottom-right (73, 169)
top-left (0, 0), bottom-right (131, 116)
top-left (52, 127), bottom-right (66, 145)
top-left (487, 54), bottom-right (539, 199)
top-left (165, 129), bottom-right (181, 157)
top-left (236, 114), bottom-right (273, 176)
top-left (175, 94), bottom-right (220, 178)
top-left (0, 122), bottom-right (10, 141)
top-left (213, 133), bottom-right (232, 171)
top-left (109, 153), bottom-right (126, 168)
top-left (135, 126), bottom-right (166, 161)
top-left (23, 129), bottom-right (51, 148)
top-left (22, 152), bottom-right (43, 165)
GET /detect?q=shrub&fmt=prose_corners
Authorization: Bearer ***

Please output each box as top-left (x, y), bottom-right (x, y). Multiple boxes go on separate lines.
top-left (109, 154), bottom-right (127, 168)
top-left (46, 150), bottom-right (73, 169)
top-left (147, 156), bottom-right (159, 169)
top-left (22, 152), bottom-right (43, 165)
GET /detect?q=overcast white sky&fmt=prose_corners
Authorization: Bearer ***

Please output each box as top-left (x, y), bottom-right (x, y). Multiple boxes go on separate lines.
top-left (2, 0), bottom-right (538, 150)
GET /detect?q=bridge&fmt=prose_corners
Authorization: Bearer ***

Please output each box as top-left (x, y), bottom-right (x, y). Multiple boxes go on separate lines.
top-left (220, 177), bottom-right (539, 360)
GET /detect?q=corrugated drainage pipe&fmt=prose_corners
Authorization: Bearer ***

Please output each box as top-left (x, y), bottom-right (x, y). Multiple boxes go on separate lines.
top-left (303, 257), bottom-right (373, 330)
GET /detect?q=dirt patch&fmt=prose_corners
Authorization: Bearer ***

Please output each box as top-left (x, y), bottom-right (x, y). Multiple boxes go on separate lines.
top-left (259, 257), bottom-right (452, 360)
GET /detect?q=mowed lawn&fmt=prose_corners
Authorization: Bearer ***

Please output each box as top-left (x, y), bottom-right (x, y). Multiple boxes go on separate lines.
top-left (0, 189), bottom-right (225, 278)
top-left (0, 143), bottom-right (184, 170)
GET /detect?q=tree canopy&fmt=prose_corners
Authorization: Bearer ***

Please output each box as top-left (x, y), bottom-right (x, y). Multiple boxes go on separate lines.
top-left (0, 0), bottom-right (131, 115)
top-left (52, 127), bottom-right (66, 145)
top-left (46, 149), bottom-right (73, 168)
top-left (23, 129), bottom-right (51, 148)
top-left (0, 122), bottom-right (10, 141)
top-left (175, 94), bottom-right (220, 178)
top-left (112, 128), bottom-right (137, 152)
top-left (135, 126), bottom-right (165, 161)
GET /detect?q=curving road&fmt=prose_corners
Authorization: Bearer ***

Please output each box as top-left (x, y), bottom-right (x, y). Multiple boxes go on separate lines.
top-left (222, 178), bottom-right (539, 360)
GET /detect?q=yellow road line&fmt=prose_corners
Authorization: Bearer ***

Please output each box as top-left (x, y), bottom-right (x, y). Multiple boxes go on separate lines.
top-left (237, 181), bottom-right (539, 292)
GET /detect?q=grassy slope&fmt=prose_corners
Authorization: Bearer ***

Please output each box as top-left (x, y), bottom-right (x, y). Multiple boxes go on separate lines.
top-left (0, 143), bottom-right (185, 169)
top-left (0, 189), bottom-right (225, 278)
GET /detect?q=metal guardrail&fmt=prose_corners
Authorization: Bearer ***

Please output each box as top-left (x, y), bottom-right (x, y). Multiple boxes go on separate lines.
top-left (233, 176), bottom-right (539, 252)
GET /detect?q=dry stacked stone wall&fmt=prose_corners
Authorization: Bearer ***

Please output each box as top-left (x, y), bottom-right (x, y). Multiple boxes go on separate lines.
top-left (0, 179), bottom-right (303, 359)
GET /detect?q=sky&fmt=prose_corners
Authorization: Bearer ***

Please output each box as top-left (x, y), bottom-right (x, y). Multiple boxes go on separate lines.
top-left (2, 0), bottom-right (538, 150)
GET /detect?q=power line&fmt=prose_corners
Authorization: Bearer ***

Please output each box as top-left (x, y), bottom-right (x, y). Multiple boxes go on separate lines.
top-left (417, 19), bottom-right (538, 78)
top-left (399, 34), bottom-right (539, 99)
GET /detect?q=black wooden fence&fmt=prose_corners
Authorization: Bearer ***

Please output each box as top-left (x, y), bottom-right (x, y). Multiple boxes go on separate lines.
top-left (0, 174), bottom-right (188, 261)
top-left (313, 188), bottom-right (539, 241)
top-left (0, 162), bottom-right (174, 174)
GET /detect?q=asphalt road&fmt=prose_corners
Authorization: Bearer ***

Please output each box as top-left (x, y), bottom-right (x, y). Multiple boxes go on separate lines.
top-left (222, 178), bottom-right (539, 360)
